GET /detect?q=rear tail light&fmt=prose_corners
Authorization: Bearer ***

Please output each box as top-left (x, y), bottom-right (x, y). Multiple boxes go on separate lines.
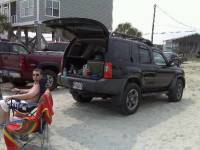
top-left (19, 56), bottom-right (26, 70)
top-left (104, 62), bottom-right (112, 79)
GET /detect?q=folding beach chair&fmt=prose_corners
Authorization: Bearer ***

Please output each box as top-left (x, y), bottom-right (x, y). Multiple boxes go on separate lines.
top-left (3, 89), bottom-right (54, 150)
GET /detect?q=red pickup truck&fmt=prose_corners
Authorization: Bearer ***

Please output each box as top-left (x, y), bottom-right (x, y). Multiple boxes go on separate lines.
top-left (0, 41), bottom-right (69, 90)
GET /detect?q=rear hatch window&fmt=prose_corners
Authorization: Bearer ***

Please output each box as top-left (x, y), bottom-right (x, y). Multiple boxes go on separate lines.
top-left (44, 43), bottom-right (69, 52)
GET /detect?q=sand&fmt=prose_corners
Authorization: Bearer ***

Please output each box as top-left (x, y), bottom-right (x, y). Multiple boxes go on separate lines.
top-left (1, 61), bottom-right (200, 150)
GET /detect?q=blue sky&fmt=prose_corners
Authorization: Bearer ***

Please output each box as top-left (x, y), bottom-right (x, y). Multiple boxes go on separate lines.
top-left (113, 0), bottom-right (200, 44)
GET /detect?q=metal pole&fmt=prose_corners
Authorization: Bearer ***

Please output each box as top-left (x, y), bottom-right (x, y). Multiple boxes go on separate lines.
top-left (151, 4), bottom-right (157, 43)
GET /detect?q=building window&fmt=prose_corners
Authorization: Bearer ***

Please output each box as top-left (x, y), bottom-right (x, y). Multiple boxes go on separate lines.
top-left (2, 4), bottom-right (9, 19)
top-left (46, 0), bottom-right (60, 17)
top-left (20, 0), bottom-right (34, 17)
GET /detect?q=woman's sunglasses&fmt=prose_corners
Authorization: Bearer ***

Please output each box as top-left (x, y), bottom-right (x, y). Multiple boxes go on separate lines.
top-left (33, 73), bottom-right (40, 77)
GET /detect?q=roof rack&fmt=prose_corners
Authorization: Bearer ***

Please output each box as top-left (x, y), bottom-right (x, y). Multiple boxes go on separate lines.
top-left (110, 32), bottom-right (154, 47)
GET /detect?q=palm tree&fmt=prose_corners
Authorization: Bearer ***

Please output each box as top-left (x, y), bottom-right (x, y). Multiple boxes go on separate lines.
top-left (115, 22), bottom-right (142, 37)
top-left (0, 14), bottom-right (12, 39)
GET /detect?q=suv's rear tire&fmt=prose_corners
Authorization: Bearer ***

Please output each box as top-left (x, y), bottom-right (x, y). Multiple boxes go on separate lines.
top-left (44, 69), bottom-right (57, 91)
top-left (168, 79), bottom-right (184, 102)
top-left (120, 83), bottom-right (141, 115)
top-left (71, 92), bottom-right (93, 103)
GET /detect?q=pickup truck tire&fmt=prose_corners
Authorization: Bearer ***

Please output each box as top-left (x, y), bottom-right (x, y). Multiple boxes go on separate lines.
top-left (2, 77), bottom-right (9, 83)
top-left (11, 80), bottom-right (27, 87)
top-left (168, 79), bottom-right (184, 102)
top-left (71, 92), bottom-right (93, 103)
top-left (120, 83), bottom-right (141, 115)
top-left (44, 69), bottom-right (57, 91)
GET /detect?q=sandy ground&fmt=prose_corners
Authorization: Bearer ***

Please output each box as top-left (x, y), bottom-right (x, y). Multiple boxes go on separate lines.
top-left (1, 61), bottom-right (200, 150)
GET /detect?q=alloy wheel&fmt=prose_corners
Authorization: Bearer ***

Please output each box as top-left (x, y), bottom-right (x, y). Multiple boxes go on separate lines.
top-left (126, 89), bottom-right (139, 111)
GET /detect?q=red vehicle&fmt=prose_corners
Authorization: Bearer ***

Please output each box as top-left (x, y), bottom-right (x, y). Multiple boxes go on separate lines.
top-left (0, 41), bottom-right (69, 90)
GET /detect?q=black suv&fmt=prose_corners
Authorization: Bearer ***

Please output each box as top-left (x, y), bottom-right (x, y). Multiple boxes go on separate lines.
top-left (44, 18), bottom-right (185, 115)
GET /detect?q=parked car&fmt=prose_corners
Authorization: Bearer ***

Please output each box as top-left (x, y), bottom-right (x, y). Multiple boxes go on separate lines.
top-left (45, 18), bottom-right (185, 115)
top-left (0, 41), bottom-right (69, 90)
top-left (163, 51), bottom-right (181, 67)
top-left (196, 51), bottom-right (200, 58)
top-left (178, 53), bottom-right (187, 63)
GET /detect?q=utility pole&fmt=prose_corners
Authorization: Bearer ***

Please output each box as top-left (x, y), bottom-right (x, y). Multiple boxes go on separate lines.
top-left (151, 4), bottom-right (157, 43)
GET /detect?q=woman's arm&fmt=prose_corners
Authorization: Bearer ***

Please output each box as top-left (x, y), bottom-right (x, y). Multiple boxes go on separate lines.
top-left (12, 88), bottom-right (30, 94)
top-left (19, 89), bottom-right (30, 94)
top-left (7, 84), bottom-right (40, 101)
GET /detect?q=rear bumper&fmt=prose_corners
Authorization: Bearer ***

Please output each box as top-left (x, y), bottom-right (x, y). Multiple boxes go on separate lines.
top-left (57, 74), bottom-right (125, 95)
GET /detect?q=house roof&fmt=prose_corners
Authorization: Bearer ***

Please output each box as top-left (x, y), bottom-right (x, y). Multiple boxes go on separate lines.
top-left (165, 33), bottom-right (200, 42)
top-left (143, 31), bottom-right (200, 45)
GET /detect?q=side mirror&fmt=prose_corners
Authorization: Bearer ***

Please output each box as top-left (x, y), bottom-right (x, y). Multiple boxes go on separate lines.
top-left (168, 60), bottom-right (175, 67)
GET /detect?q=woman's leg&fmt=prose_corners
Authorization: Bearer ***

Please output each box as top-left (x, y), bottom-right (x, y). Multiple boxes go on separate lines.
top-left (0, 108), bottom-right (9, 125)
top-left (0, 100), bottom-right (10, 125)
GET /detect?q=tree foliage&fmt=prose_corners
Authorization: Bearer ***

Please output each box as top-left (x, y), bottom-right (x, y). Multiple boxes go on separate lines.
top-left (115, 22), bottom-right (142, 37)
top-left (0, 14), bottom-right (11, 33)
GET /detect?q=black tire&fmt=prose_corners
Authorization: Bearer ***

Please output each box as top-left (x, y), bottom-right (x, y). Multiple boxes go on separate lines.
top-left (168, 79), bottom-right (184, 102)
top-left (71, 92), bottom-right (93, 103)
top-left (44, 69), bottom-right (57, 90)
top-left (2, 77), bottom-right (9, 83)
top-left (120, 83), bottom-right (141, 115)
top-left (11, 80), bottom-right (27, 87)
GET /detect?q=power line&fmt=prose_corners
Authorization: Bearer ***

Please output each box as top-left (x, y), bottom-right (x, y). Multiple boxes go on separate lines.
top-left (144, 30), bottom-right (195, 35)
top-left (156, 24), bottom-right (193, 30)
top-left (156, 5), bottom-right (197, 30)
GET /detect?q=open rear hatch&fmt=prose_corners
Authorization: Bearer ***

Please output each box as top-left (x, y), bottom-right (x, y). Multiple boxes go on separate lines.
top-left (43, 18), bottom-right (110, 80)
top-left (43, 18), bottom-right (109, 40)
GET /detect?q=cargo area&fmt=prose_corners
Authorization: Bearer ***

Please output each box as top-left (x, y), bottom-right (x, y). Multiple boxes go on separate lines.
top-left (63, 39), bottom-right (107, 80)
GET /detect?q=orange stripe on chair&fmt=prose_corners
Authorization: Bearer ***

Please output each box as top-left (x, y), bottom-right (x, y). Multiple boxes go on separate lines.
top-left (3, 129), bottom-right (20, 150)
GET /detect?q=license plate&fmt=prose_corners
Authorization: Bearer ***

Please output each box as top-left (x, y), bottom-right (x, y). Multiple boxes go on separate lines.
top-left (72, 81), bottom-right (83, 90)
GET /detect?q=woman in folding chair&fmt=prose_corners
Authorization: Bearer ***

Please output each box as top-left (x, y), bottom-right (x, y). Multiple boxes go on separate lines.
top-left (0, 68), bottom-right (53, 149)
top-left (3, 89), bottom-right (54, 150)
top-left (0, 68), bottom-right (45, 125)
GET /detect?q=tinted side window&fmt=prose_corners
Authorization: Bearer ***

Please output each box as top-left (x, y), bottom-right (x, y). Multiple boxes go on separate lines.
top-left (107, 39), bottom-right (130, 62)
top-left (0, 43), bottom-right (9, 52)
top-left (153, 51), bottom-right (167, 66)
top-left (131, 43), bottom-right (139, 63)
top-left (139, 47), bottom-right (151, 64)
top-left (12, 44), bottom-right (28, 54)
